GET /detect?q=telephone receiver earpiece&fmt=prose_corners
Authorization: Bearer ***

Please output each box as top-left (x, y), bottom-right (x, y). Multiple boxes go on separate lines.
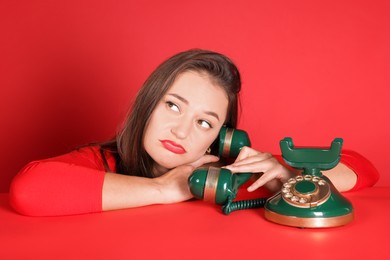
top-left (188, 127), bottom-right (266, 214)
top-left (217, 126), bottom-right (251, 158)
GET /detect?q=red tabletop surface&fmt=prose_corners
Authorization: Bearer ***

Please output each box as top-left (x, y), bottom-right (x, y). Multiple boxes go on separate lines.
top-left (1, 187), bottom-right (389, 259)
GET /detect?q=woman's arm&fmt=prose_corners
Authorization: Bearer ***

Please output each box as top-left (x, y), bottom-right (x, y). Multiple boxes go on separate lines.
top-left (10, 146), bottom-right (219, 216)
top-left (10, 160), bottom-right (106, 216)
top-left (322, 163), bottom-right (357, 192)
top-left (102, 154), bottom-right (220, 211)
top-left (224, 147), bottom-right (295, 193)
top-left (11, 160), bottom-right (195, 216)
top-left (102, 165), bottom-right (194, 211)
top-left (10, 146), bottom-right (112, 216)
top-left (224, 147), bottom-right (379, 193)
top-left (331, 149), bottom-right (379, 191)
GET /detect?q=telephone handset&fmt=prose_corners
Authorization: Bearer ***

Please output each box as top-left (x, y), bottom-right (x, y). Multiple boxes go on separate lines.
top-left (188, 126), bottom-right (267, 214)
top-left (188, 127), bottom-right (354, 228)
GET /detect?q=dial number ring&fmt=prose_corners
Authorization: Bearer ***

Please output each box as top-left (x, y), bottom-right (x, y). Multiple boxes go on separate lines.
top-left (281, 175), bottom-right (330, 208)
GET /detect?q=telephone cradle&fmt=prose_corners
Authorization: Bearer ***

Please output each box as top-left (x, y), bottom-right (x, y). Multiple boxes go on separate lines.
top-left (188, 127), bottom-right (354, 228)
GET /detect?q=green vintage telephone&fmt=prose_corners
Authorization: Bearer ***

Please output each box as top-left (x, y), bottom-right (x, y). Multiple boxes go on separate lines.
top-left (188, 127), bottom-right (354, 228)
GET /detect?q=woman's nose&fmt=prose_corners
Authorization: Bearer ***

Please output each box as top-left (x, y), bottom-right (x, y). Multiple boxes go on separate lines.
top-left (171, 118), bottom-right (192, 139)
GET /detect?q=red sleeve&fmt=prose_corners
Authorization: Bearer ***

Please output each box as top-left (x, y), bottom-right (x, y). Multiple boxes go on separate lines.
top-left (340, 149), bottom-right (379, 191)
top-left (9, 146), bottom-right (115, 216)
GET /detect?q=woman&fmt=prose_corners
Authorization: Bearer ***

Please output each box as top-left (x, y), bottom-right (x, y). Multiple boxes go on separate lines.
top-left (9, 49), bottom-right (379, 216)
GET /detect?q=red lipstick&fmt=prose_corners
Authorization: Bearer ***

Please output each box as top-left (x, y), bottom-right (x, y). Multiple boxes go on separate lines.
top-left (160, 140), bottom-right (186, 154)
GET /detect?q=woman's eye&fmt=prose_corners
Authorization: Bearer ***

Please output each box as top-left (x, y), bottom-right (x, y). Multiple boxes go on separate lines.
top-left (198, 120), bottom-right (212, 129)
top-left (166, 101), bottom-right (180, 112)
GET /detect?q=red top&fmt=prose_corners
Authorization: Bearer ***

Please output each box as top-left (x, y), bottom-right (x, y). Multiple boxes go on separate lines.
top-left (9, 147), bottom-right (379, 216)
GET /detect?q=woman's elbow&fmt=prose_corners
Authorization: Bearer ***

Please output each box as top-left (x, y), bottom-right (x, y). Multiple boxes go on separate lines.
top-left (9, 161), bottom-right (48, 216)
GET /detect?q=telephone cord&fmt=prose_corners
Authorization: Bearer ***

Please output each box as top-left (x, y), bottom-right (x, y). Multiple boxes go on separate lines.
top-left (222, 197), bottom-right (268, 215)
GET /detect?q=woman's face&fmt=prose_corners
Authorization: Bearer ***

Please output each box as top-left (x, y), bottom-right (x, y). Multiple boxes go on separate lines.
top-left (143, 70), bottom-right (229, 174)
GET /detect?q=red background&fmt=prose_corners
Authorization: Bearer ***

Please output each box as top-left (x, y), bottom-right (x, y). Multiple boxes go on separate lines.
top-left (1, 0), bottom-right (389, 192)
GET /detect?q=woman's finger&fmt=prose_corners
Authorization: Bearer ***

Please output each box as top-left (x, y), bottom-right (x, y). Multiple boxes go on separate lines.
top-left (233, 146), bottom-right (260, 162)
top-left (247, 165), bottom-right (293, 192)
top-left (225, 156), bottom-right (276, 173)
top-left (247, 168), bottom-right (281, 191)
top-left (230, 152), bottom-right (273, 167)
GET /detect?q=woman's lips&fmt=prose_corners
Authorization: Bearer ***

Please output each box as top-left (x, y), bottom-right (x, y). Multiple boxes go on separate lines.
top-left (160, 140), bottom-right (186, 154)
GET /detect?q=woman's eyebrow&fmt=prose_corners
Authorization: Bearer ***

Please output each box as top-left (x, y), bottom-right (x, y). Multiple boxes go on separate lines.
top-left (167, 93), bottom-right (220, 121)
top-left (168, 93), bottom-right (188, 104)
top-left (204, 111), bottom-right (220, 121)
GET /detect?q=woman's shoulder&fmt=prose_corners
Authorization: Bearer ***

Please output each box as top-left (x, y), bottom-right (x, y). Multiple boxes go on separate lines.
top-left (33, 145), bottom-right (116, 172)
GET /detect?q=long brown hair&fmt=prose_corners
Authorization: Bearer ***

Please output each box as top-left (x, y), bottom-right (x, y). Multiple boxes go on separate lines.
top-left (102, 49), bottom-right (241, 177)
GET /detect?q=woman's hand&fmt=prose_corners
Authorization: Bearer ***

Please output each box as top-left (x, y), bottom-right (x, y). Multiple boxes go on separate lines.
top-left (224, 147), bottom-right (295, 193)
top-left (156, 155), bottom-right (220, 204)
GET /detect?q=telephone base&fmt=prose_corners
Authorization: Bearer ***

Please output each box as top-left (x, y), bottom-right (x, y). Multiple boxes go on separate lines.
top-left (264, 182), bottom-right (354, 228)
top-left (264, 209), bottom-right (354, 228)
top-left (264, 172), bottom-right (354, 228)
